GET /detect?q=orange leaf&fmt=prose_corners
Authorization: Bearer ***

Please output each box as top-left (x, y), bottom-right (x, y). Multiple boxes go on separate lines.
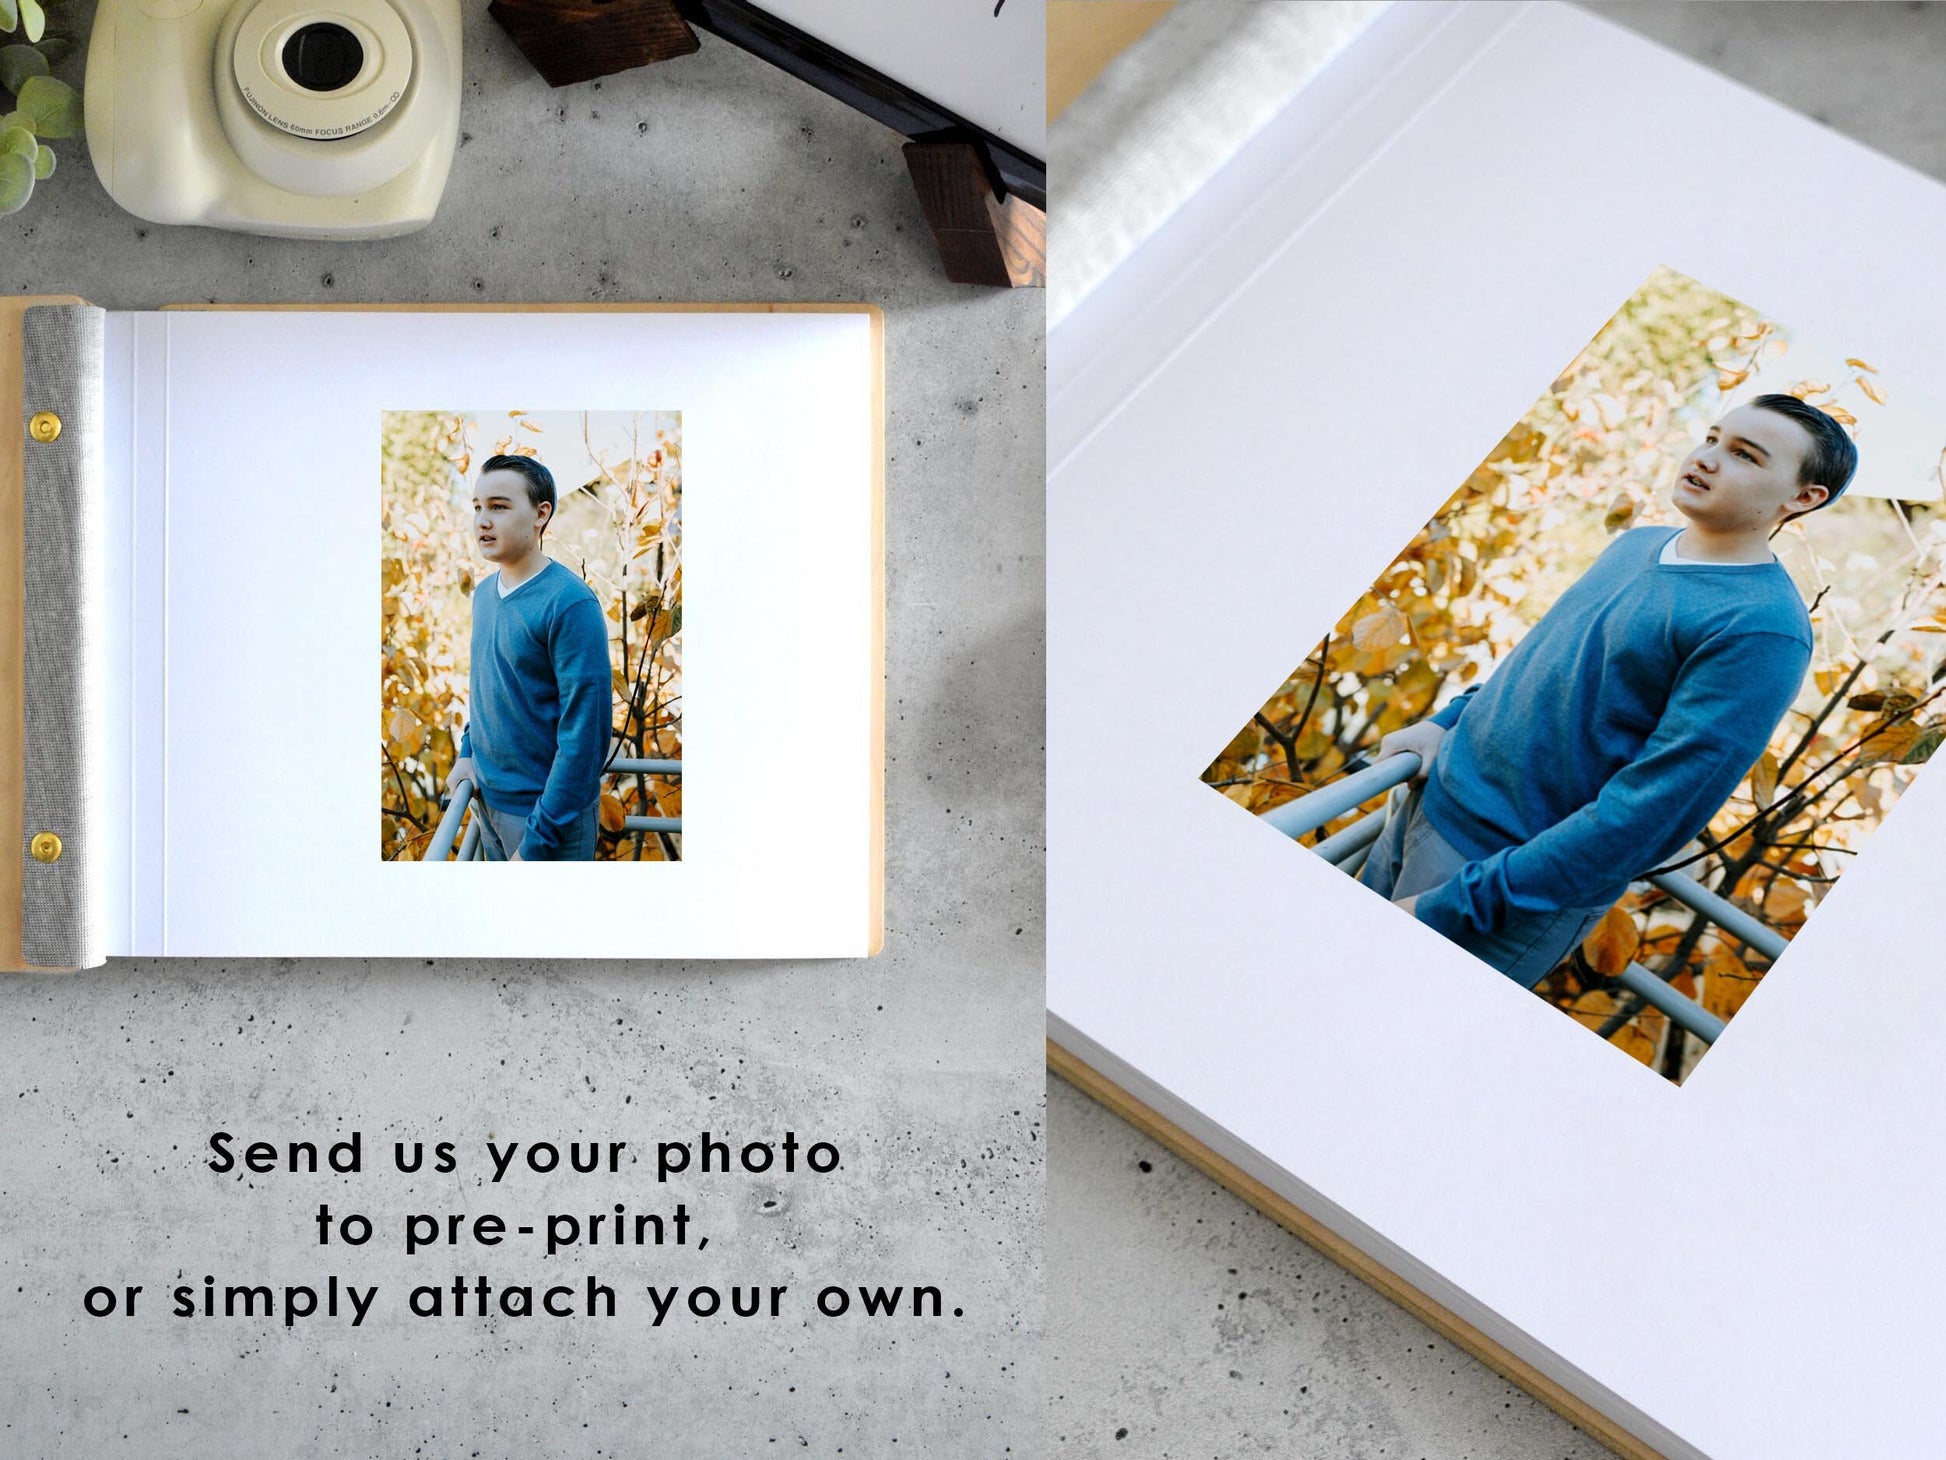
top-left (1845, 358), bottom-right (1877, 373)
top-left (1716, 368), bottom-right (1750, 392)
top-left (1567, 988), bottom-right (1620, 1029)
top-left (1612, 1003), bottom-right (1666, 1067)
top-left (1857, 377), bottom-right (1887, 406)
top-left (1351, 603), bottom-right (1406, 653)
top-left (387, 706), bottom-right (424, 755)
top-left (1702, 944), bottom-right (1760, 1019)
top-left (1581, 906), bottom-right (1639, 978)
top-left (1764, 878), bottom-right (1809, 924)
top-left (599, 793), bottom-right (627, 833)
top-left (1564, 988), bottom-right (1663, 1066)
top-left (1859, 717), bottom-right (1925, 765)
top-left (1750, 750), bottom-right (1779, 809)
top-left (1603, 492), bottom-right (1637, 532)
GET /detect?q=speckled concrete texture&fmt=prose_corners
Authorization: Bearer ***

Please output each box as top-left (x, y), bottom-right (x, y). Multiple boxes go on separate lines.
top-left (1048, 1079), bottom-right (1618, 1460)
top-left (1047, 4), bottom-right (1946, 1457)
top-left (0, 9), bottom-right (1043, 1457)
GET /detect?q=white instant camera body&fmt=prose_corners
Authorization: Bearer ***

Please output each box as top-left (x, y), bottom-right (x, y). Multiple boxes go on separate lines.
top-left (86, 0), bottom-right (460, 239)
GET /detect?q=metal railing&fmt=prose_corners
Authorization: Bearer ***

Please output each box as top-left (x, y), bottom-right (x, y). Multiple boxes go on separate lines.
top-left (1258, 753), bottom-right (1789, 1046)
top-left (425, 756), bottom-right (682, 861)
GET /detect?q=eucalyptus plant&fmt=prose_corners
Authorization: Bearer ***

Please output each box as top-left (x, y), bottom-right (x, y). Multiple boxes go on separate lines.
top-left (0, 0), bottom-right (80, 215)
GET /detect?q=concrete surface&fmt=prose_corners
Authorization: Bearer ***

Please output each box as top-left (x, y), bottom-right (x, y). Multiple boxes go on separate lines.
top-left (1049, 1079), bottom-right (1620, 1460)
top-left (0, 10), bottom-right (1043, 1458)
top-left (1047, 3), bottom-right (1946, 1457)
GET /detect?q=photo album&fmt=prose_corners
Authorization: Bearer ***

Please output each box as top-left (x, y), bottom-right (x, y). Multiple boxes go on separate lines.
top-left (4, 301), bottom-right (883, 969)
top-left (1050, 3), bottom-right (1946, 1457)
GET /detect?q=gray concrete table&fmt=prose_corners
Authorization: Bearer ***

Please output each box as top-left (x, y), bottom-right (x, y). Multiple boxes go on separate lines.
top-left (0, 13), bottom-right (1043, 1457)
top-left (1048, 3), bottom-right (1946, 1457)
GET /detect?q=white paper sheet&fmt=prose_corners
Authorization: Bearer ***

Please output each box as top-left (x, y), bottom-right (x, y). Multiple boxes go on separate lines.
top-left (104, 308), bottom-right (877, 958)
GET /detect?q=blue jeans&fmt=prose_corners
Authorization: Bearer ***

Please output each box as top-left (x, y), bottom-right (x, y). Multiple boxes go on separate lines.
top-left (1355, 780), bottom-right (1608, 989)
top-left (478, 800), bottom-right (599, 861)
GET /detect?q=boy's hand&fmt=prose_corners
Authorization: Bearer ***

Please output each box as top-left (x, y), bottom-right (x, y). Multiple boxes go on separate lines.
top-left (1373, 721), bottom-right (1446, 785)
top-left (445, 757), bottom-right (478, 797)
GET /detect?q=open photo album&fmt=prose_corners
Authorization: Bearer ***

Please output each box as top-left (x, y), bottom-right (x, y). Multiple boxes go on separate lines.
top-left (4, 301), bottom-right (883, 968)
top-left (1050, 3), bottom-right (1946, 1457)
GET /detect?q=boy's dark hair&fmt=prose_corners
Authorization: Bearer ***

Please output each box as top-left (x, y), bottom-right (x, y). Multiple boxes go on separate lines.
top-left (1749, 393), bottom-right (1857, 509)
top-left (480, 453), bottom-right (557, 520)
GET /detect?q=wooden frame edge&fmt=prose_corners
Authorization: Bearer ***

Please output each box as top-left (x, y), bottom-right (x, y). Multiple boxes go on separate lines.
top-left (863, 304), bottom-right (885, 956)
top-left (1047, 1038), bottom-right (1665, 1460)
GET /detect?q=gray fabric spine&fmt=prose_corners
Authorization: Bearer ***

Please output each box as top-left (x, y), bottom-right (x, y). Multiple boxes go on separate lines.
top-left (20, 304), bottom-right (105, 969)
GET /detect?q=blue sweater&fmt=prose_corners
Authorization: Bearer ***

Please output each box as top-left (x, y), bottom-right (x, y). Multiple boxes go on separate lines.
top-left (1414, 525), bottom-right (1812, 944)
top-left (459, 560), bottom-right (612, 860)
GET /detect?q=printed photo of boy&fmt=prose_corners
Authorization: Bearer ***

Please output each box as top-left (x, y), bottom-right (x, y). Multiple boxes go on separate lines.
top-left (1357, 397), bottom-right (1854, 985)
top-left (446, 455), bottom-right (612, 862)
top-left (381, 409), bottom-right (684, 865)
top-left (1205, 267), bottom-right (1946, 1079)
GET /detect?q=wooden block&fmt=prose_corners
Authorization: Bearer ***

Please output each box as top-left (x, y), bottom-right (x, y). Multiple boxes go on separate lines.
top-left (488, 0), bottom-right (699, 88)
top-left (902, 140), bottom-right (1045, 290)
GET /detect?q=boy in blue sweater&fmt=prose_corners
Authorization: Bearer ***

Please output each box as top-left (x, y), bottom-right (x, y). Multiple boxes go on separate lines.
top-left (445, 454), bottom-right (613, 861)
top-left (1358, 394), bottom-right (1858, 986)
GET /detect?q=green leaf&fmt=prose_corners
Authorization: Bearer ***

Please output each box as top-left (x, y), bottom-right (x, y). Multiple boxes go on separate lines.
top-left (1902, 723), bottom-right (1946, 765)
top-left (17, 0), bottom-right (40, 43)
top-left (0, 0), bottom-right (17, 36)
top-left (0, 149), bottom-right (33, 213)
top-left (30, 140), bottom-right (49, 179)
top-left (0, 123), bottom-right (33, 160)
top-left (33, 34), bottom-right (66, 65)
top-left (15, 73), bottom-right (75, 136)
top-left (0, 108), bottom-right (30, 133)
top-left (0, 43), bottom-right (43, 94)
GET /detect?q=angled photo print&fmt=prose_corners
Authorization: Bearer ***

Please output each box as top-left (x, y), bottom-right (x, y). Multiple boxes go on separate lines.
top-left (1205, 266), bottom-right (1946, 1081)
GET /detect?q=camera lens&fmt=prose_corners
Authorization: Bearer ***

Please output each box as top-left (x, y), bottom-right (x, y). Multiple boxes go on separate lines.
top-left (281, 22), bottom-right (364, 92)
